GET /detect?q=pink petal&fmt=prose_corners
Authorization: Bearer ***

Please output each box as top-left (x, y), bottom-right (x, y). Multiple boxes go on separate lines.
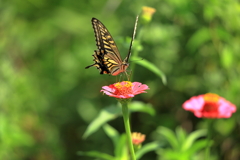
top-left (126, 94), bottom-right (135, 98)
top-left (218, 98), bottom-right (236, 118)
top-left (132, 82), bottom-right (149, 95)
top-left (117, 95), bottom-right (128, 98)
top-left (102, 85), bottom-right (115, 93)
top-left (132, 82), bottom-right (142, 85)
top-left (132, 82), bottom-right (142, 88)
top-left (138, 84), bottom-right (149, 90)
top-left (101, 90), bottom-right (114, 96)
top-left (112, 95), bottom-right (123, 98)
top-left (182, 95), bottom-right (205, 111)
top-left (193, 111), bottom-right (203, 118)
top-left (134, 91), bottom-right (146, 95)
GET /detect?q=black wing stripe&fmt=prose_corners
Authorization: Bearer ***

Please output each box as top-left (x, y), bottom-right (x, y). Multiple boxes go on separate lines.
top-left (93, 18), bottom-right (123, 62)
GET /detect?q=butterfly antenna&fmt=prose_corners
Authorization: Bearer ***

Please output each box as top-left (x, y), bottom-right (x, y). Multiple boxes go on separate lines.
top-left (125, 15), bottom-right (139, 63)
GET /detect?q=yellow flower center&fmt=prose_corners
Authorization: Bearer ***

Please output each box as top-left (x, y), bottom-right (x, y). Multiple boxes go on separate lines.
top-left (203, 93), bottom-right (220, 103)
top-left (114, 81), bottom-right (133, 95)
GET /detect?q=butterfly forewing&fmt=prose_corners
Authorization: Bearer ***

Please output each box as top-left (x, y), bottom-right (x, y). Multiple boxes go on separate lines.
top-left (92, 18), bottom-right (122, 62)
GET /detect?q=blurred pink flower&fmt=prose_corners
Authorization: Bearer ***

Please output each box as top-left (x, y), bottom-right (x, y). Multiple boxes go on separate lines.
top-left (132, 132), bottom-right (146, 145)
top-left (101, 81), bottom-right (149, 99)
top-left (182, 93), bottom-right (236, 118)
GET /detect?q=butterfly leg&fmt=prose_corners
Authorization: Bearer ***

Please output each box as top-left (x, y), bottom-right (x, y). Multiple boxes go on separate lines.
top-left (124, 70), bottom-right (131, 81)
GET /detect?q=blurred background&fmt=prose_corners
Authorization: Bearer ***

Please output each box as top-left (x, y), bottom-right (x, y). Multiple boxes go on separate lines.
top-left (1, 0), bottom-right (240, 160)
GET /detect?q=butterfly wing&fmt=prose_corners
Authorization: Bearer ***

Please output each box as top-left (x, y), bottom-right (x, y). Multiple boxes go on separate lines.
top-left (92, 18), bottom-right (123, 63)
top-left (85, 18), bottom-right (124, 75)
top-left (86, 17), bottom-right (138, 76)
top-left (85, 50), bottom-right (110, 74)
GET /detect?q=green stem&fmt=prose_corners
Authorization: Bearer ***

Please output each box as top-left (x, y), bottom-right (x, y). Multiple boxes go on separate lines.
top-left (205, 119), bottom-right (213, 160)
top-left (121, 102), bottom-right (136, 160)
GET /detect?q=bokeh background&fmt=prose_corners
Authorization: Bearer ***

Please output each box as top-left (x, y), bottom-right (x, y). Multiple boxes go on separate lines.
top-left (1, 0), bottom-right (240, 160)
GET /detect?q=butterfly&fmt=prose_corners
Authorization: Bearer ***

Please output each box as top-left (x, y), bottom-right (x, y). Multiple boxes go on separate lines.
top-left (85, 16), bottom-right (138, 76)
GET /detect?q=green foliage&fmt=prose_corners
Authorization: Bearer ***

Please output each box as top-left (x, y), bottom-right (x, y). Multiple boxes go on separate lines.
top-left (1, 0), bottom-right (240, 159)
top-left (156, 127), bottom-right (208, 160)
top-left (83, 101), bottom-right (155, 139)
top-left (214, 119), bottom-right (236, 136)
top-left (77, 151), bottom-right (115, 160)
top-left (132, 56), bottom-right (167, 85)
top-left (136, 142), bottom-right (162, 160)
top-left (81, 123), bottom-right (161, 160)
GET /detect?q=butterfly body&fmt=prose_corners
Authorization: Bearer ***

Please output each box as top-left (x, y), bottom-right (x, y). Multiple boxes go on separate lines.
top-left (85, 17), bottom-right (138, 76)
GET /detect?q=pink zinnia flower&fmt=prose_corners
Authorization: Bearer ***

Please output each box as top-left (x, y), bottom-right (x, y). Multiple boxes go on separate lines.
top-left (182, 93), bottom-right (237, 118)
top-left (131, 132), bottom-right (146, 145)
top-left (101, 81), bottom-right (149, 99)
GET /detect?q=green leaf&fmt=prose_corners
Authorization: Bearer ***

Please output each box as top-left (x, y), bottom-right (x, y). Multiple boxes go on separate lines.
top-left (77, 151), bottom-right (115, 160)
top-left (131, 56), bottom-right (167, 85)
top-left (186, 27), bottom-right (211, 53)
top-left (214, 119), bottom-right (236, 136)
top-left (136, 141), bottom-right (162, 160)
top-left (175, 127), bottom-right (187, 145)
top-left (157, 126), bottom-right (179, 150)
top-left (82, 105), bottom-right (121, 139)
top-left (157, 149), bottom-right (188, 159)
top-left (103, 124), bottom-right (120, 148)
top-left (215, 27), bottom-right (231, 42)
top-left (220, 46), bottom-right (234, 69)
top-left (115, 134), bottom-right (128, 160)
top-left (182, 129), bottom-right (207, 151)
top-left (188, 139), bottom-right (209, 156)
top-left (103, 125), bottom-right (129, 159)
top-left (129, 101), bottom-right (155, 116)
top-left (83, 101), bottom-right (155, 139)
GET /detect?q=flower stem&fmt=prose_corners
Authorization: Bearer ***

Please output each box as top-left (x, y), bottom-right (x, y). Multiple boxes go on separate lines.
top-left (205, 119), bottom-right (213, 159)
top-left (121, 102), bottom-right (136, 160)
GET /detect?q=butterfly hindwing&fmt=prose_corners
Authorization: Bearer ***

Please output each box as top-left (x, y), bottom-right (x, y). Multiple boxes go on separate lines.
top-left (86, 50), bottom-right (110, 74)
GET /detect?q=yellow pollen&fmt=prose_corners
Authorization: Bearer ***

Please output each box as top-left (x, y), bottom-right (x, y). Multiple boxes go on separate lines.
top-left (203, 93), bottom-right (220, 103)
top-left (114, 81), bottom-right (133, 89)
top-left (114, 81), bottom-right (133, 95)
